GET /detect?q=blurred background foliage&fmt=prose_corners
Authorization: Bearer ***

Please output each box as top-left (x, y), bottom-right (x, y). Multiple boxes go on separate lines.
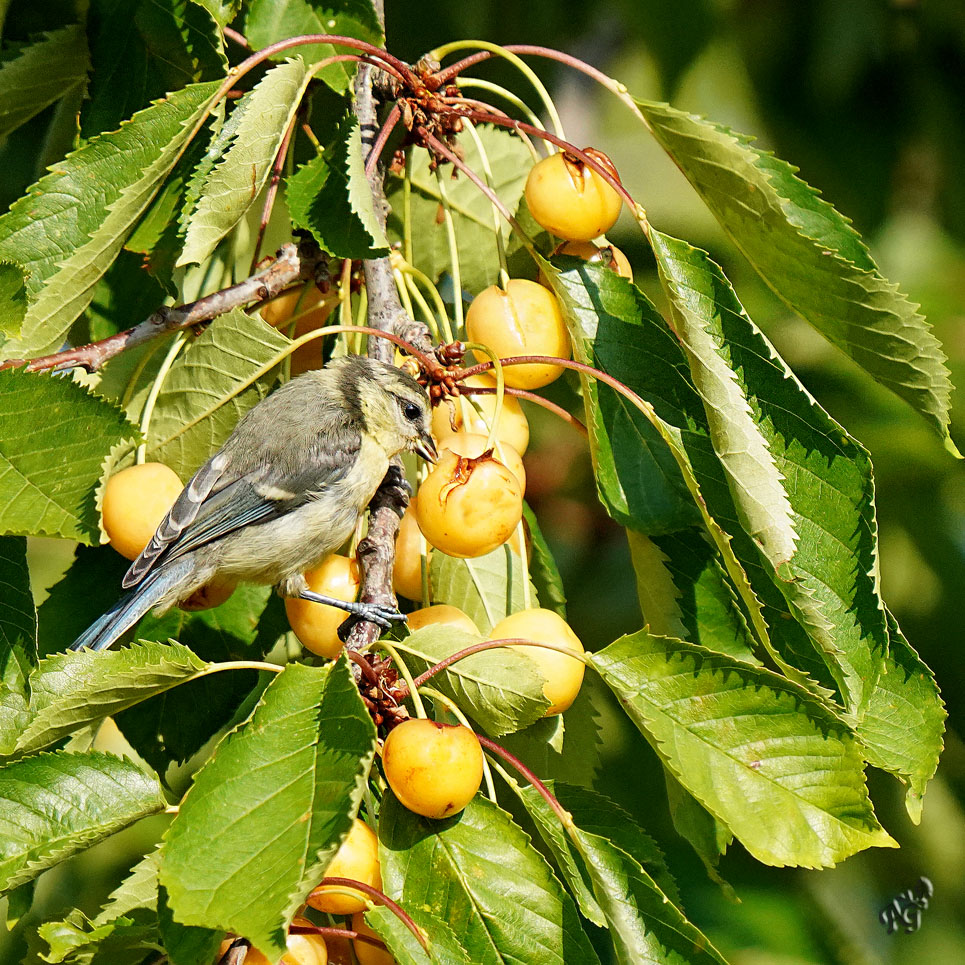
top-left (3, 0), bottom-right (965, 963)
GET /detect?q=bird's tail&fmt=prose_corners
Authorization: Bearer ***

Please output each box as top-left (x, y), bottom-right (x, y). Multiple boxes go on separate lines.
top-left (69, 558), bottom-right (195, 652)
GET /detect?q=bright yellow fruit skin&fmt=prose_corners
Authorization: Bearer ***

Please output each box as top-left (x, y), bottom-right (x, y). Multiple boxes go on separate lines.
top-left (393, 499), bottom-right (430, 602)
top-left (430, 374), bottom-right (529, 455)
top-left (226, 919), bottom-right (328, 965)
top-left (489, 608), bottom-right (585, 715)
top-left (307, 818), bottom-right (382, 915)
top-left (466, 280), bottom-right (570, 389)
top-left (285, 555), bottom-right (361, 658)
top-left (382, 719), bottom-right (483, 819)
top-left (438, 431), bottom-right (526, 494)
top-left (351, 913), bottom-right (396, 965)
top-left (524, 151), bottom-right (623, 241)
top-left (102, 462), bottom-right (183, 561)
top-left (406, 604), bottom-right (479, 635)
top-left (415, 451), bottom-right (522, 558)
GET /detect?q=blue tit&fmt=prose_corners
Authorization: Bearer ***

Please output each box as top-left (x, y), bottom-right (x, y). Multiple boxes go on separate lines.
top-left (70, 354), bottom-right (437, 652)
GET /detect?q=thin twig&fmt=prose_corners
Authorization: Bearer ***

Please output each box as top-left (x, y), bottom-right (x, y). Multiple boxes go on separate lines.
top-left (2, 242), bottom-right (327, 373)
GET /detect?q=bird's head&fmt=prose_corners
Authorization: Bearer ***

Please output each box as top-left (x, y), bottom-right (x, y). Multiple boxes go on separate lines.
top-left (331, 355), bottom-right (437, 463)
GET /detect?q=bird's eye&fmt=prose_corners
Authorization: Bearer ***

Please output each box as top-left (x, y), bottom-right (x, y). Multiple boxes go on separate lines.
top-left (403, 401), bottom-right (421, 422)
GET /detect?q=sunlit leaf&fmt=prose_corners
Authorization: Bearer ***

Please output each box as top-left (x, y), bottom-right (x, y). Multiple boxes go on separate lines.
top-left (160, 659), bottom-right (376, 960)
top-left (592, 631), bottom-right (896, 868)
top-left (637, 99), bottom-right (956, 451)
top-left (363, 904), bottom-right (471, 965)
top-left (179, 59), bottom-right (313, 266)
top-left (0, 369), bottom-right (138, 543)
top-left (0, 80), bottom-right (219, 358)
top-left (393, 624), bottom-right (549, 737)
top-left (0, 750), bottom-right (166, 894)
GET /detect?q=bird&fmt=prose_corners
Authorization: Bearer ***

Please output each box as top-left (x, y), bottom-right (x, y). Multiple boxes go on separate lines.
top-left (70, 354), bottom-right (437, 652)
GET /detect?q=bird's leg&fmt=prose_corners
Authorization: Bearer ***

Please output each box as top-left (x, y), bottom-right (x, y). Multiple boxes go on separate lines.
top-left (276, 574), bottom-right (407, 635)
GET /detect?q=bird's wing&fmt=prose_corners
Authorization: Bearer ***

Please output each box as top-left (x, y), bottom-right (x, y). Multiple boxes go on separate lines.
top-left (122, 441), bottom-right (359, 589)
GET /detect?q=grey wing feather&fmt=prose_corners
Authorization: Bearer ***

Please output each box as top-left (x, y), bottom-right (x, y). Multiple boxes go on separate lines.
top-left (122, 439), bottom-right (358, 589)
top-left (123, 453), bottom-right (230, 588)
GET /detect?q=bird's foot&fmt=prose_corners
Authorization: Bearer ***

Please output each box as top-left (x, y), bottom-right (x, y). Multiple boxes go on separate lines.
top-left (337, 602), bottom-right (407, 641)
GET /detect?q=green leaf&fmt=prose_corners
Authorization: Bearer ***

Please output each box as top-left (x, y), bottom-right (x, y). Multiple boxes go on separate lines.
top-left (523, 502), bottom-right (566, 619)
top-left (160, 659), bottom-right (376, 960)
top-left (0, 535), bottom-right (36, 685)
top-left (591, 631), bottom-right (896, 868)
top-left (0, 24), bottom-right (88, 139)
top-left (5, 879), bottom-right (33, 929)
top-left (287, 113), bottom-right (389, 260)
top-left (636, 99), bottom-right (957, 451)
top-left (858, 610), bottom-right (945, 823)
top-left (0, 80), bottom-right (220, 358)
top-left (84, 249), bottom-right (168, 341)
top-left (386, 127), bottom-right (534, 296)
top-left (0, 369), bottom-right (138, 543)
top-left (115, 585), bottom-right (285, 776)
top-left (546, 257), bottom-right (702, 536)
top-left (628, 529), bottom-right (757, 663)
top-left (547, 258), bottom-right (845, 697)
top-left (147, 308), bottom-right (291, 478)
top-left (663, 771), bottom-right (734, 898)
top-left (363, 904), bottom-right (472, 965)
top-left (393, 625), bottom-right (550, 737)
top-left (244, 0), bottom-right (382, 93)
top-left (0, 749), bottom-right (166, 894)
top-left (0, 261), bottom-right (28, 337)
top-left (83, 0), bottom-right (225, 137)
top-left (379, 792), bottom-right (600, 965)
top-left (37, 545), bottom-right (131, 657)
top-left (159, 885), bottom-right (224, 965)
top-left (192, 0), bottom-right (242, 29)
top-left (649, 230), bottom-right (889, 716)
top-left (178, 58), bottom-right (313, 266)
top-left (5, 641), bottom-right (209, 759)
top-left (429, 545), bottom-right (537, 634)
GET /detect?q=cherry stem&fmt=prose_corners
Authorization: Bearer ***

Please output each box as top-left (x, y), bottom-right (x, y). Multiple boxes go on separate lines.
top-left (475, 734), bottom-right (569, 823)
top-left (365, 102), bottom-right (401, 178)
top-left (462, 384), bottom-right (587, 436)
top-left (396, 637), bottom-right (588, 698)
top-left (447, 107), bottom-right (635, 210)
top-left (288, 924), bottom-right (387, 951)
top-left (318, 878), bottom-right (428, 951)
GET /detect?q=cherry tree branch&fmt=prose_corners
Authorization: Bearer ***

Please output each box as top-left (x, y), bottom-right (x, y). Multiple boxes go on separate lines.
top-left (2, 242), bottom-right (328, 374)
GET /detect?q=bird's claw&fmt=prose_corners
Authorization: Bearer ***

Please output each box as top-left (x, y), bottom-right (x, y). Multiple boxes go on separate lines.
top-left (337, 603), bottom-right (407, 641)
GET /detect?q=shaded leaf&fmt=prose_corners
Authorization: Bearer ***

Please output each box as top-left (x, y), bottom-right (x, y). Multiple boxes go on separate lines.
top-left (147, 308), bottom-right (291, 478)
top-left (85, 249), bottom-right (168, 341)
top-left (159, 885), bottom-right (224, 965)
top-left (379, 792), bottom-right (600, 964)
top-left (0, 80), bottom-right (219, 358)
top-left (179, 58), bottom-right (313, 266)
top-left (0, 535), bottom-right (36, 686)
top-left (393, 624), bottom-right (549, 737)
top-left (0, 24), bottom-right (88, 139)
top-left (523, 502), bottom-right (566, 619)
top-left (636, 99), bottom-right (956, 450)
top-left (0, 261), bottom-right (28, 337)
top-left (244, 0), bottom-right (382, 93)
top-left (628, 529), bottom-right (757, 663)
top-left (0, 750), bottom-right (166, 894)
top-left (115, 585), bottom-right (286, 775)
top-left (0, 369), bottom-right (138, 543)
top-left (591, 631), bottom-right (896, 868)
top-left (287, 114), bottom-right (389, 259)
top-left (386, 127), bottom-right (534, 296)
top-left (83, 0), bottom-right (225, 137)
top-left (160, 659), bottom-right (376, 960)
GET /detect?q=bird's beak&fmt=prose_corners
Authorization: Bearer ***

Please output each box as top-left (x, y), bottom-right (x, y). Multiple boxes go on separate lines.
top-left (414, 431), bottom-right (437, 464)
